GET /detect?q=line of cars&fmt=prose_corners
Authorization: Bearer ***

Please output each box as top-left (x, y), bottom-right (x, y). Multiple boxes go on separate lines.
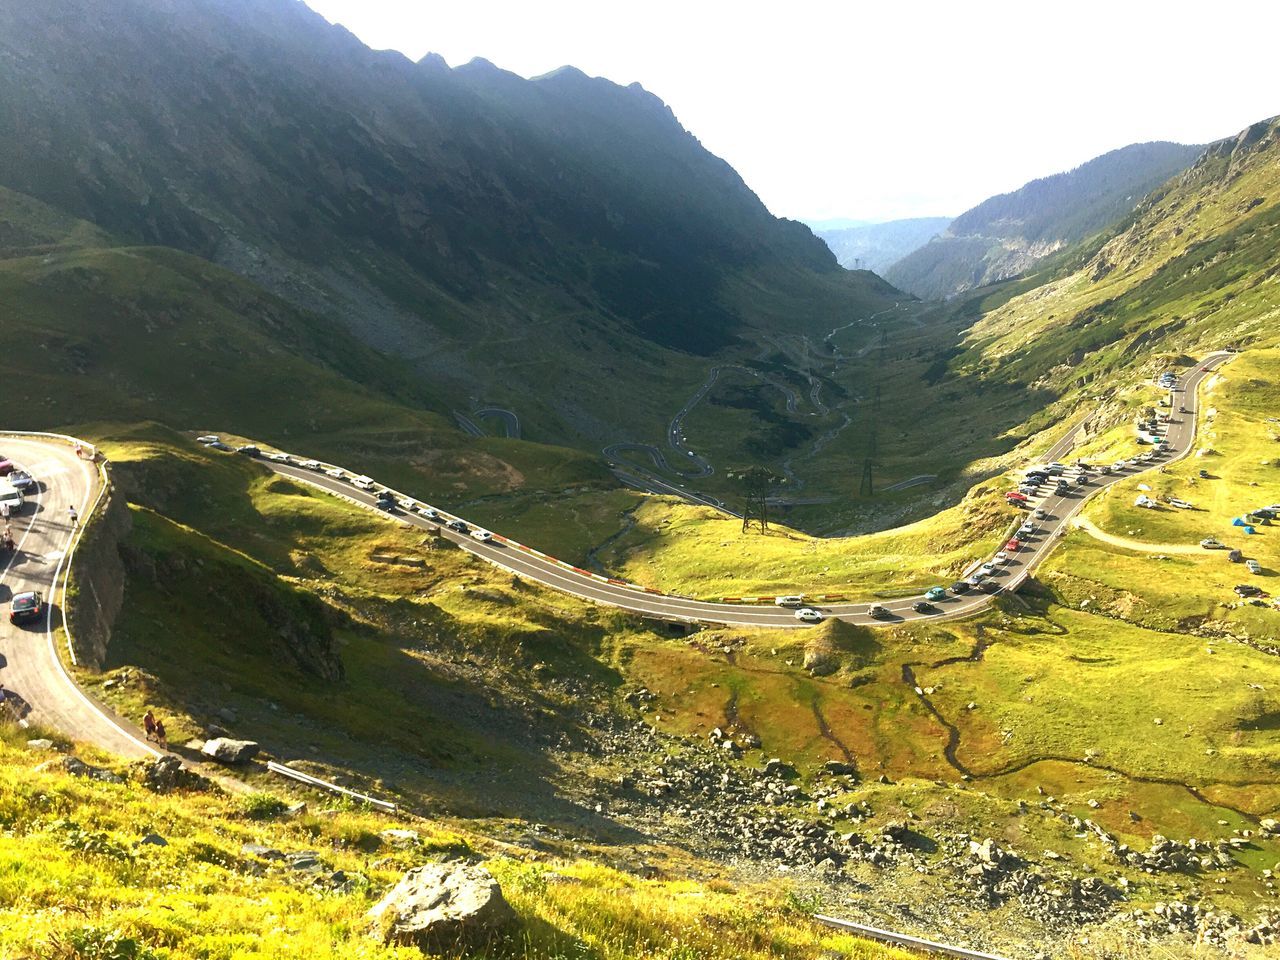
top-left (0, 452), bottom-right (38, 514)
top-left (194, 435), bottom-right (497, 543)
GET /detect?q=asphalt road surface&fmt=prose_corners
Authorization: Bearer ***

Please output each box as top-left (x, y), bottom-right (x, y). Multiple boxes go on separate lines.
top-left (0, 436), bottom-right (156, 758)
top-left (262, 351), bottom-right (1231, 630)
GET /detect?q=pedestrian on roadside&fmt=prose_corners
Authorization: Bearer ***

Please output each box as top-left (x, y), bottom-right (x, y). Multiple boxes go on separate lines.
top-left (68, 505), bottom-right (78, 526)
top-left (1, 501), bottom-right (9, 521)
top-left (153, 717), bottom-right (167, 750)
top-left (143, 709), bottom-right (157, 742)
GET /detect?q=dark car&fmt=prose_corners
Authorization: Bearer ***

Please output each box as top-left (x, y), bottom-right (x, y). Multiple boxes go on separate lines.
top-left (236, 445), bottom-right (261, 457)
top-left (912, 601), bottom-right (936, 614)
top-left (1234, 584), bottom-right (1262, 597)
top-left (374, 499), bottom-right (396, 513)
top-left (1199, 469), bottom-right (1210, 479)
top-left (207, 441), bottom-right (232, 451)
top-left (950, 580), bottom-right (971, 594)
top-left (979, 581), bottom-right (1001, 594)
top-left (9, 591), bottom-right (44, 624)
top-left (1254, 508), bottom-right (1277, 521)
top-left (446, 520), bottom-right (470, 534)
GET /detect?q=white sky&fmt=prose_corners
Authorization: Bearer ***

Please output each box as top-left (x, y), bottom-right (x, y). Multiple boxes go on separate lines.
top-left (302, 0), bottom-right (1280, 223)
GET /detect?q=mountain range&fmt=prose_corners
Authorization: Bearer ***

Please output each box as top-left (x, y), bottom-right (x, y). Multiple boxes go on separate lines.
top-left (813, 217), bottom-right (952, 274)
top-left (885, 141), bottom-right (1204, 299)
top-left (0, 0), bottom-right (895, 449)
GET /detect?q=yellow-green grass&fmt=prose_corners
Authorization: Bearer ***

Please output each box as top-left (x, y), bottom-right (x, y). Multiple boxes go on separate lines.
top-left (598, 486), bottom-right (1024, 600)
top-left (0, 730), bottom-right (908, 960)
top-left (459, 488), bottom-right (642, 565)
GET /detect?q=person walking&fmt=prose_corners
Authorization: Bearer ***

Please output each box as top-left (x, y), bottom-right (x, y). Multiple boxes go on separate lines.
top-left (67, 505), bottom-right (78, 527)
top-left (153, 717), bottom-right (167, 750)
top-left (143, 709), bottom-right (157, 742)
top-left (1, 501), bottom-right (9, 521)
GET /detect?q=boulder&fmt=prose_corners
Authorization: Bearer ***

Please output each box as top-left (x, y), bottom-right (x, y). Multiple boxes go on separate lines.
top-left (26, 738), bottom-right (55, 751)
top-left (38, 755), bottom-right (125, 784)
top-left (137, 755), bottom-right (207, 793)
top-left (369, 863), bottom-right (516, 952)
top-left (200, 738), bottom-right (260, 764)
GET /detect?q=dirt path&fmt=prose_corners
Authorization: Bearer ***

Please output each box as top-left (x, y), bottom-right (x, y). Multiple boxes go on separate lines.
top-left (1071, 516), bottom-right (1208, 555)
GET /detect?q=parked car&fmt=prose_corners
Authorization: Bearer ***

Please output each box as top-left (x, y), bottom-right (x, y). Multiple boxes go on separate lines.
top-left (0, 482), bottom-right (24, 513)
top-left (9, 591), bottom-right (43, 624)
top-left (774, 595), bottom-right (805, 607)
top-left (471, 529), bottom-right (494, 543)
top-left (351, 476), bottom-right (376, 490)
top-left (7, 471), bottom-right (36, 493)
top-left (419, 506), bottom-right (440, 520)
top-left (235, 445), bottom-right (260, 457)
top-left (1018, 484), bottom-right (1039, 495)
top-left (1201, 538), bottom-right (1225, 549)
top-left (925, 586), bottom-right (948, 601)
top-left (263, 451), bottom-right (291, 463)
top-left (1033, 508), bottom-right (1048, 520)
top-left (374, 499), bottom-right (396, 513)
top-left (1228, 549), bottom-right (1244, 562)
top-left (196, 435), bottom-right (220, 444)
top-left (795, 607), bottom-right (824, 623)
top-left (950, 581), bottom-right (971, 594)
top-left (299, 460), bottom-right (322, 471)
top-left (867, 604), bottom-right (889, 619)
top-left (1199, 469), bottom-right (1211, 479)
top-left (207, 441), bottom-right (231, 451)
top-left (1019, 521), bottom-right (1036, 536)
top-left (397, 498), bottom-right (415, 511)
top-left (324, 467), bottom-right (345, 479)
top-left (1005, 492), bottom-right (1029, 504)
top-left (446, 520), bottom-right (470, 534)
top-left (912, 601), bottom-right (936, 614)
top-left (1246, 559), bottom-right (1263, 574)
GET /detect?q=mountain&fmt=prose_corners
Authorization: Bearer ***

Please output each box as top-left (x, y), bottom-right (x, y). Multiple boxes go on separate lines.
top-left (954, 116), bottom-right (1280, 389)
top-left (0, 0), bottom-right (895, 447)
top-left (814, 216), bottom-right (952, 274)
top-left (885, 141), bottom-right (1204, 299)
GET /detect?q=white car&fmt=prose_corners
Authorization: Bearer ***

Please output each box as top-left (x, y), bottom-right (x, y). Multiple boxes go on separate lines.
top-left (867, 603), bottom-right (890, 619)
top-left (299, 460), bottom-right (322, 471)
top-left (1019, 521), bottom-right (1036, 536)
top-left (350, 476), bottom-right (376, 491)
top-left (794, 607), bottom-right (824, 623)
top-left (470, 529), bottom-right (494, 542)
top-left (196, 435), bottom-right (219, 444)
top-left (263, 451), bottom-right (291, 463)
top-left (419, 506), bottom-right (440, 519)
top-left (775, 595), bottom-right (805, 607)
top-left (1247, 559), bottom-right (1263, 574)
top-left (994, 551), bottom-right (1010, 565)
top-left (324, 467), bottom-right (345, 479)
top-left (980, 562), bottom-right (998, 575)
top-left (397, 498), bottom-right (415, 511)
top-left (1112, 460), bottom-right (1128, 471)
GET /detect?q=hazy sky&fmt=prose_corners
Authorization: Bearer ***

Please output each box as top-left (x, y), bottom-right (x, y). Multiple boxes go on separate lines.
top-left (303, 0), bottom-right (1279, 223)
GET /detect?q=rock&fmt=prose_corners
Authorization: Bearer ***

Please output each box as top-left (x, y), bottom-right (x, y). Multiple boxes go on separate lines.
top-left (200, 738), bottom-right (260, 764)
top-left (138, 833), bottom-right (168, 846)
top-left (803, 646), bottom-right (839, 676)
top-left (380, 829), bottom-right (420, 848)
top-left (368, 863), bottom-right (516, 952)
top-left (242, 843), bottom-right (285, 860)
top-left (38, 756), bottom-right (124, 784)
top-left (823, 760), bottom-right (857, 776)
top-left (136, 755), bottom-right (206, 794)
top-left (218, 707), bottom-right (238, 724)
top-left (26, 738), bottom-right (55, 750)
top-left (285, 801), bottom-right (308, 818)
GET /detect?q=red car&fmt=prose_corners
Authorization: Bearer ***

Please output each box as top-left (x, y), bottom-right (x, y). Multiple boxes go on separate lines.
top-left (1005, 492), bottom-right (1029, 504)
top-left (9, 591), bottom-right (44, 624)
top-left (1005, 539), bottom-right (1021, 552)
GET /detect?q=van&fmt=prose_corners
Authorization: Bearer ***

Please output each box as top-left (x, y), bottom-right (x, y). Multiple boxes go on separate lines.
top-left (774, 595), bottom-right (805, 607)
top-left (0, 481), bottom-right (23, 513)
top-left (350, 476), bottom-right (376, 491)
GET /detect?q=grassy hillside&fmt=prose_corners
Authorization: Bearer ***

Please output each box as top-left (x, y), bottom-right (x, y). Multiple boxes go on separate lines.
top-left (0, 727), bottom-right (906, 960)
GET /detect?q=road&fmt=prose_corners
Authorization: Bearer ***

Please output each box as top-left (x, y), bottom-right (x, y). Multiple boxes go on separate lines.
top-left (0, 435), bottom-right (157, 759)
top-left (258, 351), bottom-right (1231, 630)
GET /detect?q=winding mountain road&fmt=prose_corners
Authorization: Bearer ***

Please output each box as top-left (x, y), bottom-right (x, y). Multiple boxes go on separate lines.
top-left (0, 353), bottom-right (1229, 753)
top-left (264, 352), bottom-right (1232, 630)
top-left (0, 435), bottom-right (156, 759)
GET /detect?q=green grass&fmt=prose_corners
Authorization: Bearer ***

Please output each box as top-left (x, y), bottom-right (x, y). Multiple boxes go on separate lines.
top-left (0, 728), bottom-right (909, 960)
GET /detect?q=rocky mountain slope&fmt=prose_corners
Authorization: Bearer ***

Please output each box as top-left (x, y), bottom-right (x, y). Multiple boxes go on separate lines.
top-left (886, 141), bottom-right (1203, 299)
top-left (0, 0), bottom-right (896, 447)
top-left (815, 216), bottom-right (952, 274)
